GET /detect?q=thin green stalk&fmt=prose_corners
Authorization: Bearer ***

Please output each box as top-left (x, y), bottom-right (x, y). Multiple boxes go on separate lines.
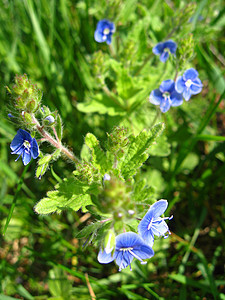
top-left (2, 164), bottom-right (29, 235)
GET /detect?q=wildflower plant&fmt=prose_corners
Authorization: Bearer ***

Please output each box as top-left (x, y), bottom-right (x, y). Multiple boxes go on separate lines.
top-left (6, 3), bottom-right (204, 272)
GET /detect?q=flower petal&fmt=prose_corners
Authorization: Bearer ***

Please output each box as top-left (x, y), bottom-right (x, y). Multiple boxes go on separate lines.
top-left (115, 251), bottom-right (133, 271)
top-left (175, 76), bottom-right (186, 93)
top-left (137, 223), bottom-right (154, 247)
top-left (132, 244), bottom-right (154, 260)
top-left (159, 80), bottom-right (174, 93)
top-left (10, 131), bottom-right (24, 152)
top-left (160, 51), bottom-right (169, 63)
top-left (160, 97), bottom-right (171, 113)
top-left (22, 151), bottom-right (31, 165)
top-left (138, 200), bottom-right (168, 242)
top-left (170, 91), bottom-right (183, 107)
top-left (19, 129), bottom-right (32, 143)
top-left (94, 30), bottom-right (105, 43)
top-left (109, 22), bottom-right (115, 32)
top-left (149, 89), bottom-right (163, 105)
top-left (31, 138), bottom-right (39, 159)
top-left (97, 249), bottom-right (115, 264)
top-left (164, 40), bottom-right (177, 54)
top-left (148, 200), bottom-right (168, 220)
top-left (183, 87), bottom-right (192, 101)
top-left (151, 220), bottom-right (169, 237)
top-left (190, 78), bottom-right (203, 94)
top-left (152, 42), bottom-right (164, 55)
top-left (106, 34), bottom-right (112, 45)
top-left (183, 68), bottom-right (198, 81)
top-left (116, 232), bottom-right (142, 249)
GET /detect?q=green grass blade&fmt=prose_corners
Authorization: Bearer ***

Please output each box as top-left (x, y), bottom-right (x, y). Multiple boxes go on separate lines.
top-left (2, 165), bottom-right (29, 235)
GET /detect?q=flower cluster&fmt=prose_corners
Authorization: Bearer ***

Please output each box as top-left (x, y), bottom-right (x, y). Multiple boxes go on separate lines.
top-left (150, 69), bottom-right (203, 113)
top-left (93, 21), bottom-right (203, 113)
top-left (97, 199), bottom-right (172, 271)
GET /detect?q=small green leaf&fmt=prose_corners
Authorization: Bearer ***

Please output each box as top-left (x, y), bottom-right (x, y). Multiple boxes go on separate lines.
top-left (55, 114), bottom-right (63, 141)
top-left (77, 93), bottom-right (126, 116)
top-left (85, 133), bottom-right (107, 172)
top-left (76, 222), bottom-right (103, 239)
top-left (38, 154), bottom-right (52, 165)
top-left (119, 123), bottom-right (165, 179)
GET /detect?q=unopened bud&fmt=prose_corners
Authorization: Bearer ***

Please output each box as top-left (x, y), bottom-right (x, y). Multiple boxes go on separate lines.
top-left (103, 173), bottom-right (111, 182)
top-left (44, 115), bottom-right (55, 125)
top-left (104, 229), bottom-right (115, 254)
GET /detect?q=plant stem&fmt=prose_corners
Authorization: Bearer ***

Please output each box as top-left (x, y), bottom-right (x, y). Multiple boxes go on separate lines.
top-left (32, 115), bottom-right (80, 164)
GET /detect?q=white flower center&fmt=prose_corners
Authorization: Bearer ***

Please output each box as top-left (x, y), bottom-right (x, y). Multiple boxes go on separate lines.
top-left (185, 79), bottom-right (193, 88)
top-left (119, 247), bottom-right (133, 252)
top-left (162, 92), bottom-right (170, 99)
top-left (103, 28), bottom-right (110, 35)
top-left (23, 140), bottom-right (31, 150)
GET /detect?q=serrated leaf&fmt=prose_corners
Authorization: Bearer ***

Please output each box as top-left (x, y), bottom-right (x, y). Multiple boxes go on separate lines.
top-left (34, 177), bottom-right (99, 214)
top-left (35, 194), bottom-right (92, 214)
top-left (76, 222), bottom-right (103, 239)
top-left (85, 133), bottom-right (107, 172)
top-left (119, 123), bottom-right (164, 179)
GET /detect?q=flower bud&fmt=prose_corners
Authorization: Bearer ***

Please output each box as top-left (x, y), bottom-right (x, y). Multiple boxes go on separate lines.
top-left (104, 229), bottom-right (115, 254)
top-left (22, 112), bottom-right (33, 124)
top-left (26, 99), bottom-right (37, 113)
top-left (11, 74), bottom-right (42, 113)
top-left (43, 115), bottom-right (55, 126)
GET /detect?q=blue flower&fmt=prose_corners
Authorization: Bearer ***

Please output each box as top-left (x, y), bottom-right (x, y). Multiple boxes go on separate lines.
top-left (10, 129), bottom-right (39, 165)
top-left (153, 40), bottom-right (177, 62)
top-left (94, 19), bottom-right (115, 45)
top-left (138, 200), bottom-right (173, 246)
top-left (149, 79), bottom-right (183, 113)
top-left (98, 232), bottom-right (154, 271)
top-left (175, 68), bottom-right (203, 101)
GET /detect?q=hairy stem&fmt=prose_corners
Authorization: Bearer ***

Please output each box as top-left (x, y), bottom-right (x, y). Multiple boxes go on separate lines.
top-left (32, 115), bottom-right (80, 164)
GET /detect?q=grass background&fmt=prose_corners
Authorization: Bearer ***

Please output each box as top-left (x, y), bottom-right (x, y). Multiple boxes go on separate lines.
top-left (0, 0), bottom-right (225, 299)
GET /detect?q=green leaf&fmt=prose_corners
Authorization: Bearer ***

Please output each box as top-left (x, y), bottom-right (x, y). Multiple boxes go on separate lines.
top-left (76, 221), bottom-right (103, 239)
top-left (55, 114), bottom-right (63, 141)
top-left (34, 177), bottom-right (98, 214)
top-left (133, 179), bottom-right (155, 204)
top-left (36, 162), bottom-right (49, 179)
top-left (77, 93), bottom-right (125, 116)
top-left (85, 133), bottom-right (107, 172)
top-left (116, 68), bottom-right (140, 100)
top-left (119, 123), bottom-right (165, 179)
top-left (148, 135), bottom-right (171, 157)
top-left (38, 154), bottom-right (52, 165)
